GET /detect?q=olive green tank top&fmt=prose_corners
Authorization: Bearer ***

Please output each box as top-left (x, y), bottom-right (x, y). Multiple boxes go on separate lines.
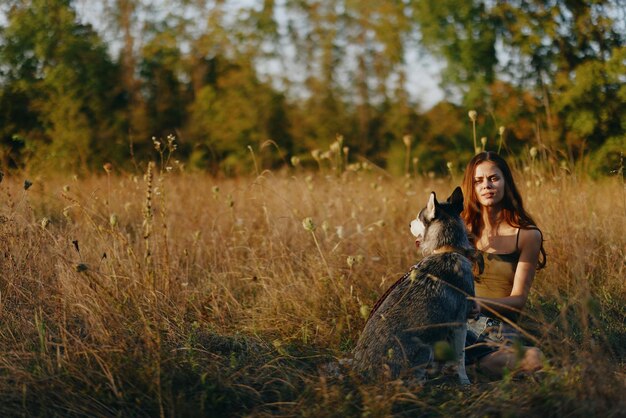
top-left (474, 229), bottom-right (521, 299)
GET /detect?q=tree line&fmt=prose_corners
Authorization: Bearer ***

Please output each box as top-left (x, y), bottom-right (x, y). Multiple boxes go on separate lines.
top-left (0, 0), bottom-right (624, 175)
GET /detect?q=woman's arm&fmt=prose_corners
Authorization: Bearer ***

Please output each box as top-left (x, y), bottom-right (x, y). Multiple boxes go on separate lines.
top-left (476, 228), bottom-right (542, 319)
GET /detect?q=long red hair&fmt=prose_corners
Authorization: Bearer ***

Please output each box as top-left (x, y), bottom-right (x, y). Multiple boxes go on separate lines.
top-left (461, 151), bottom-right (546, 269)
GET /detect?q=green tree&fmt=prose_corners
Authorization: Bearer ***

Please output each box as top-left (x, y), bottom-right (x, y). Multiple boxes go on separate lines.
top-left (410, 0), bottom-right (498, 106)
top-left (103, 0), bottom-right (148, 143)
top-left (0, 0), bottom-right (123, 171)
top-left (493, 0), bottom-right (625, 163)
top-left (415, 101), bottom-right (472, 174)
top-left (282, 0), bottom-right (416, 160)
top-left (174, 1), bottom-right (290, 173)
top-left (140, 20), bottom-right (187, 139)
top-left (410, 0), bottom-right (625, 168)
top-left (185, 57), bottom-right (289, 174)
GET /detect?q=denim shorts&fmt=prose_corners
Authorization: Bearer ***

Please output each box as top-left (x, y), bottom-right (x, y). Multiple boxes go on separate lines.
top-left (465, 315), bottom-right (522, 365)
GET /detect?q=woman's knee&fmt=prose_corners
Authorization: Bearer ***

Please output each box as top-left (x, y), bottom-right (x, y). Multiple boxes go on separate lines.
top-left (521, 347), bottom-right (543, 371)
top-left (478, 346), bottom-right (543, 377)
top-left (477, 351), bottom-right (512, 376)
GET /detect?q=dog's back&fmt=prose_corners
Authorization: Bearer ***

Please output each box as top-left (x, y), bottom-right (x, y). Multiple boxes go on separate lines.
top-left (352, 187), bottom-right (475, 382)
top-left (353, 253), bottom-right (474, 379)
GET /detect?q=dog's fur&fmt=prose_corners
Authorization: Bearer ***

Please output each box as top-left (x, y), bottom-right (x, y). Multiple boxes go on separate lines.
top-left (352, 187), bottom-right (475, 384)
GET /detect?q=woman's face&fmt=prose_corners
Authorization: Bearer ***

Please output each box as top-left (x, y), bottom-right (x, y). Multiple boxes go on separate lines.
top-left (473, 162), bottom-right (505, 207)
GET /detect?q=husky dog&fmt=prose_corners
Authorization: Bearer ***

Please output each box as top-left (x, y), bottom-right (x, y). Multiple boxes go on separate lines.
top-left (352, 187), bottom-right (475, 384)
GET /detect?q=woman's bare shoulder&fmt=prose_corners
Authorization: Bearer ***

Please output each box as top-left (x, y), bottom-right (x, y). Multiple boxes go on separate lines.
top-left (519, 227), bottom-right (542, 250)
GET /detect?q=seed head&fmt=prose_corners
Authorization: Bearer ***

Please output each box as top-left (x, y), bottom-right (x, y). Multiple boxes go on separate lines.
top-left (40, 217), bottom-right (50, 229)
top-left (290, 156), bottom-right (301, 167)
top-left (302, 217), bottom-right (316, 232)
top-left (311, 149), bottom-right (321, 160)
top-left (24, 180), bottom-right (32, 190)
top-left (75, 263), bottom-right (88, 273)
top-left (480, 137), bottom-right (487, 148)
top-left (110, 213), bottom-right (118, 227)
top-left (103, 162), bottom-right (113, 174)
top-left (499, 126), bottom-right (505, 136)
top-left (359, 304), bottom-right (370, 319)
top-left (434, 340), bottom-right (456, 362)
top-left (468, 110), bottom-right (477, 122)
top-left (347, 256), bottom-right (356, 268)
top-left (530, 147), bottom-right (538, 159)
top-left (152, 137), bottom-right (161, 151)
top-left (166, 134), bottom-right (177, 151)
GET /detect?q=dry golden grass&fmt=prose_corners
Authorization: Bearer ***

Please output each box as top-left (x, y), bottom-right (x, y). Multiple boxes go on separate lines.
top-left (0, 164), bottom-right (624, 416)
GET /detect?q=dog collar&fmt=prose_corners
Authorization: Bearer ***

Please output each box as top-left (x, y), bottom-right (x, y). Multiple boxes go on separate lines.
top-left (432, 246), bottom-right (485, 275)
top-left (432, 245), bottom-right (471, 255)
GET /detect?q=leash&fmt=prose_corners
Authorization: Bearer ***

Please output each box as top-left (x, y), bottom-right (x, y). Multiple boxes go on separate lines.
top-left (366, 260), bottom-right (423, 322)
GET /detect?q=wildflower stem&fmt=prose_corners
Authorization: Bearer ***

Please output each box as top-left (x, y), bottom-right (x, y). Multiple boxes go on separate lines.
top-left (403, 135), bottom-right (412, 176)
top-left (405, 144), bottom-right (410, 176)
top-left (310, 230), bottom-right (332, 280)
top-left (248, 145), bottom-right (259, 176)
top-left (472, 120), bottom-right (477, 154)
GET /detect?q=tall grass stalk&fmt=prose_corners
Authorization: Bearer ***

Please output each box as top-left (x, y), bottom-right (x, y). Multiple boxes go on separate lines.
top-left (303, 217), bottom-right (332, 280)
top-left (403, 135), bottom-right (412, 176)
top-left (469, 110), bottom-right (478, 153)
top-left (497, 126), bottom-right (505, 154)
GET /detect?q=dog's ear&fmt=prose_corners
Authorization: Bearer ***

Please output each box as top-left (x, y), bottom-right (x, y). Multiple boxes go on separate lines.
top-left (425, 191), bottom-right (438, 221)
top-left (447, 186), bottom-right (464, 214)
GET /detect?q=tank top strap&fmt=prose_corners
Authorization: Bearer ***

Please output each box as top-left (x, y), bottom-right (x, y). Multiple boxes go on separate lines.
top-left (515, 226), bottom-right (544, 252)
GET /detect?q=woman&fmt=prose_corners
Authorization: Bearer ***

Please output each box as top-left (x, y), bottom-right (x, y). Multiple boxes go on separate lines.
top-left (461, 151), bottom-right (546, 377)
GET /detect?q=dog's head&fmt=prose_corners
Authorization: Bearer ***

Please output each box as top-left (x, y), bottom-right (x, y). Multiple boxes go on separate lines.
top-left (410, 186), bottom-right (465, 253)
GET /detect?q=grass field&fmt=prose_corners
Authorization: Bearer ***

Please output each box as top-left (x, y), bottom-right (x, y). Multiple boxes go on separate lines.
top-left (0, 161), bottom-right (624, 417)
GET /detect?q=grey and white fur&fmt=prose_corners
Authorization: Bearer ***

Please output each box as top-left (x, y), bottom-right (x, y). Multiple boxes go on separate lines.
top-left (352, 187), bottom-right (475, 384)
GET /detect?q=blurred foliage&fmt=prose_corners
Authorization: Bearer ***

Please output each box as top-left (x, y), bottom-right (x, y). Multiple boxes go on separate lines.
top-left (0, 0), bottom-right (126, 171)
top-left (411, 0), bottom-right (625, 170)
top-left (0, 0), bottom-right (623, 176)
